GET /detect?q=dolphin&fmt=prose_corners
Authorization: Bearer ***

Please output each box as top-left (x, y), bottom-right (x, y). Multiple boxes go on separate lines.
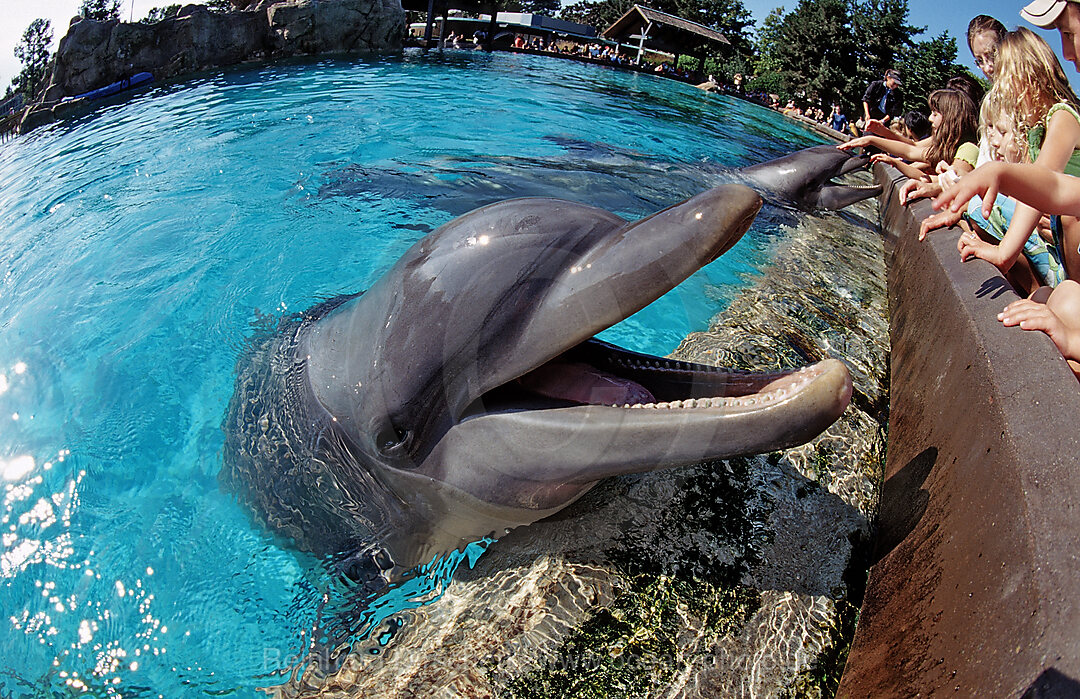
top-left (738, 145), bottom-right (882, 211)
top-left (223, 183), bottom-right (853, 574)
top-left (318, 145), bottom-right (880, 225)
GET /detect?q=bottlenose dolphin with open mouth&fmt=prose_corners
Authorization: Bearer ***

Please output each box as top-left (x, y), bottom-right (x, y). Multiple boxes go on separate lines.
top-left (223, 183), bottom-right (853, 575)
top-left (739, 144), bottom-right (881, 211)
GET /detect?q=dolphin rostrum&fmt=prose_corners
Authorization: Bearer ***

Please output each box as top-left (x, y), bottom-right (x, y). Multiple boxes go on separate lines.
top-left (223, 183), bottom-right (853, 573)
top-left (739, 145), bottom-right (882, 211)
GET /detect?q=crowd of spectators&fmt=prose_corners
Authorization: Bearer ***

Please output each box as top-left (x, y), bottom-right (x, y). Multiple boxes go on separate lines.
top-left (834, 6), bottom-right (1080, 380)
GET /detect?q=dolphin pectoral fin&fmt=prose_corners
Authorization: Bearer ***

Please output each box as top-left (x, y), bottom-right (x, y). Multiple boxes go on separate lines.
top-left (816, 183), bottom-right (883, 210)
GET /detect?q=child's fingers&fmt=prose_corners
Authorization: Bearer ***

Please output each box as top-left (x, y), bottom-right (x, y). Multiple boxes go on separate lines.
top-left (980, 183), bottom-right (999, 219)
top-left (957, 231), bottom-right (980, 259)
top-left (998, 300), bottom-right (1044, 326)
top-left (920, 209), bottom-right (961, 241)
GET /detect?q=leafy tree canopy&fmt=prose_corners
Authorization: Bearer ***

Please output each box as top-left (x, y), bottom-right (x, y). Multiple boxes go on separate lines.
top-left (504, 0), bottom-right (563, 16)
top-left (896, 31), bottom-right (969, 112)
top-left (559, 0), bottom-right (634, 32)
top-left (142, 5), bottom-right (182, 23)
top-left (749, 0), bottom-right (962, 118)
top-left (11, 18), bottom-right (53, 100)
top-left (79, 0), bottom-right (121, 22)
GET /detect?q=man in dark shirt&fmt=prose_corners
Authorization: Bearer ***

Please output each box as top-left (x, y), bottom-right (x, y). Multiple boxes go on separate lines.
top-left (862, 69), bottom-right (903, 126)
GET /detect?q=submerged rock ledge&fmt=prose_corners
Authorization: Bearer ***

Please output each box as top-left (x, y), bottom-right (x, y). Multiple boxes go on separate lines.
top-left (19, 0), bottom-right (404, 133)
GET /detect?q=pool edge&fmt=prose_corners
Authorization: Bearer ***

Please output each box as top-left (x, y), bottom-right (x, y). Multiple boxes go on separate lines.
top-left (838, 164), bottom-right (1080, 696)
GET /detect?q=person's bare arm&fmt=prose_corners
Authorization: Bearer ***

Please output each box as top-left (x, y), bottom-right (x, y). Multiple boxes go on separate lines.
top-left (838, 135), bottom-right (926, 162)
top-left (949, 110), bottom-right (1080, 270)
top-left (936, 161), bottom-right (1080, 219)
top-left (871, 153), bottom-right (931, 179)
top-left (864, 118), bottom-right (915, 143)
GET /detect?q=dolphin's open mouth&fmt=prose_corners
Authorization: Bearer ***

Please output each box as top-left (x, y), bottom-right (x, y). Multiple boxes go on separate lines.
top-left (474, 338), bottom-right (849, 419)
top-left (813, 154), bottom-right (882, 210)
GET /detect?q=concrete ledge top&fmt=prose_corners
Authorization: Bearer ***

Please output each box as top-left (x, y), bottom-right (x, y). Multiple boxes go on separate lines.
top-left (839, 163), bottom-right (1080, 697)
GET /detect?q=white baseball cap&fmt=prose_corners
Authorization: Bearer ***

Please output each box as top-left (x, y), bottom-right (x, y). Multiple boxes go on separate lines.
top-left (1021, 0), bottom-right (1079, 28)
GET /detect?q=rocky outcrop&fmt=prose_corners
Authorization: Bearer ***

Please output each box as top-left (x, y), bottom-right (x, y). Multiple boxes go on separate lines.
top-left (20, 0), bottom-right (404, 132)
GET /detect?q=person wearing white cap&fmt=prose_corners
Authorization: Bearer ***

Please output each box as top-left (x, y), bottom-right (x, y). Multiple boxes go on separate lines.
top-left (1021, 0), bottom-right (1080, 71)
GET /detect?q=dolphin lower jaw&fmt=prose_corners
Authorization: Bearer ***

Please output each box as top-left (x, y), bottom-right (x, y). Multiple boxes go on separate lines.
top-left (817, 183), bottom-right (883, 211)
top-left (425, 343), bottom-right (852, 510)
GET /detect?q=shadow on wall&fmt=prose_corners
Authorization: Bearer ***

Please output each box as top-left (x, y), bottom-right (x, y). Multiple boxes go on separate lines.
top-left (1022, 668), bottom-right (1080, 698)
top-left (872, 446), bottom-right (935, 564)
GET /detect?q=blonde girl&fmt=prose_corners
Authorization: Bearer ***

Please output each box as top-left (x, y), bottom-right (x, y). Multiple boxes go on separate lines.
top-left (962, 89), bottom-right (1066, 287)
top-left (957, 27), bottom-right (1080, 281)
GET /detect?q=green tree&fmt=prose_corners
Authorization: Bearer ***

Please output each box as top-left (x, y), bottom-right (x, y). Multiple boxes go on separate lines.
top-left (671, 0), bottom-right (755, 71)
top-left (559, 0), bottom-right (634, 32)
top-left (11, 18), bottom-right (53, 100)
top-left (142, 5), bottom-right (182, 23)
top-left (505, 0), bottom-right (562, 16)
top-left (896, 31), bottom-right (968, 112)
top-left (79, 0), bottom-right (121, 21)
top-left (757, 0), bottom-right (859, 110)
top-left (849, 0), bottom-right (923, 80)
top-left (752, 7), bottom-right (785, 74)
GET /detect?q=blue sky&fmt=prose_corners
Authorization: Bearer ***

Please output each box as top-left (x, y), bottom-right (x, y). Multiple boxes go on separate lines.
top-left (3, 0), bottom-right (1079, 92)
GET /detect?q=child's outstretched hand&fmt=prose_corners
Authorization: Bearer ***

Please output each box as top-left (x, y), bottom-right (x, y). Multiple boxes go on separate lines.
top-left (999, 298), bottom-right (1077, 361)
top-left (933, 162), bottom-right (1004, 221)
top-left (864, 119), bottom-right (892, 138)
top-left (871, 153), bottom-right (902, 167)
top-left (918, 208), bottom-right (963, 240)
top-left (900, 177), bottom-right (940, 205)
top-left (838, 136), bottom-right (872, 151)
top-left (957, 230), bottom-right (1008, 268)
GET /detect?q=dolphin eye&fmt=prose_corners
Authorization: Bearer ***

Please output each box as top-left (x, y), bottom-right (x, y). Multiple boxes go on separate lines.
top-left (375, 423), bottom-right (410, 455)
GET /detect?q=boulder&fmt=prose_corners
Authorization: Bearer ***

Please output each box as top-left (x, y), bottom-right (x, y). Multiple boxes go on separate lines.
top-left (268, 0), bottom-right (406, 55)
top-left (33, 0), bottom-right (404, 114)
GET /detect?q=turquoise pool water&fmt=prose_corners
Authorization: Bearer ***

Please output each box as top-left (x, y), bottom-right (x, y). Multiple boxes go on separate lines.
top-left (0, 49), bottom-right (828, 695)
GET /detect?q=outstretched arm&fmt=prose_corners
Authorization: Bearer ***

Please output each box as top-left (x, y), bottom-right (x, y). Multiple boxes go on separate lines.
top-left (941, 109), bottom-right (1080, 271)
top-left (838, 135), bottom-right (926, 162)
top-left (934, 161), bottom-right (1080, 219)
top-left (864, 118), bottom-right (915, 144)
top-left (871, 153), bottom-right (931, 179)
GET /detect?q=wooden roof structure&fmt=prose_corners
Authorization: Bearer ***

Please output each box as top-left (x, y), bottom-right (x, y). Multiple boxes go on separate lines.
top-left (602, 5), bottom-right (728, 59)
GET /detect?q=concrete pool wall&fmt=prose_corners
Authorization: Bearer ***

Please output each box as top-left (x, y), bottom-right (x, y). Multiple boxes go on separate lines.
top-left (838, 164), bottom-right (1080, 696)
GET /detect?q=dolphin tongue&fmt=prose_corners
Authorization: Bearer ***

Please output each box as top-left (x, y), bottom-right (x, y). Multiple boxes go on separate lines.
top-left (517, 362), bottom-right (656, 406)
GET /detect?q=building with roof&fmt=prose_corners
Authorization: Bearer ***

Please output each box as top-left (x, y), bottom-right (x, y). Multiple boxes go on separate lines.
top-left (602, 5), bottom-right (729, 69)
top-left (407, 11), bottom-right (597, 46)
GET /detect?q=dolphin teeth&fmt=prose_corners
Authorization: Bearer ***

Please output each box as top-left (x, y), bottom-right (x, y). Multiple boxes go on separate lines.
top-left (668, 400), bottom-right (683, 409)
top-left (643, 402), bottom-right (656, 409)
top-left (656, 402), bottom-right (670, 409)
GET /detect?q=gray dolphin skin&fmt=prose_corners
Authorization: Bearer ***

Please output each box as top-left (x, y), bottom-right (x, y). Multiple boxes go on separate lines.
top-left (223, 183), bottom-right (853, 573)
top-left (739, 145), bottom-right (882, 210)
